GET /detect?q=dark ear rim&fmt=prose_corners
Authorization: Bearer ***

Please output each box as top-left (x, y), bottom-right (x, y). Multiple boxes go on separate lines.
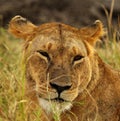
top-left (79, 20), bottom-right (104, 46)
top-left (91, 20), bottom-right (104, 38)
top-left (10, 15), bottom-right (27, 24)
top-left (80, 20), bottom-right (104, 37)
top-left (8, 15), bottom-right (37, 40)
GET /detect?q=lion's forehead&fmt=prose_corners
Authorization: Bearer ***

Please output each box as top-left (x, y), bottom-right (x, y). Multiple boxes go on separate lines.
top-left (29, 32), bottom-right (87, 56)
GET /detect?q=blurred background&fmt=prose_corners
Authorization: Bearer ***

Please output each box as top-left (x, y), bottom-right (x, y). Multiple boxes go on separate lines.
top-left (0, 0), bottom-right (120, 28)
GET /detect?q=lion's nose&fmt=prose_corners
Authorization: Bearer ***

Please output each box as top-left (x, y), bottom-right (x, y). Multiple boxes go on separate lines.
top-left (50, 82), bottom-right (72, 94)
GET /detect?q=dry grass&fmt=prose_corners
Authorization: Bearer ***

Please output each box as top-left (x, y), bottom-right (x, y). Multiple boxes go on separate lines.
top-left (0, 28), bottom-right (26, 121)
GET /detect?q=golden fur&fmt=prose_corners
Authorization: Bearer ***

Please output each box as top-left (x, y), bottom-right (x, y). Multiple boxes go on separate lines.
top-left (9, 15), bottom-right (120, 121)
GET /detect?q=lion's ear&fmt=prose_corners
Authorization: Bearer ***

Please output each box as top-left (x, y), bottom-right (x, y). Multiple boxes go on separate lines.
top-left (79, 20), bottom-right (104, 46)
top-left (8, 15), bottom-right (37, 40)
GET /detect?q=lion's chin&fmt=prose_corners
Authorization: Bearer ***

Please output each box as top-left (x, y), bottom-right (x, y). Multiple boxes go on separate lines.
top-left (38, 97), bottom-right (72, 115)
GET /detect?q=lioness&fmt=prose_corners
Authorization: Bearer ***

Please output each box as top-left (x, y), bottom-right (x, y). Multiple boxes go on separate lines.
top-left (9, 16), bottom-right (120, 121)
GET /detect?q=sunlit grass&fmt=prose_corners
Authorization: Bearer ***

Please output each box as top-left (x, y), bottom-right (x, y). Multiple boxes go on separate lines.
top-left (96, 38), bottom-right (120, 70)
top-left (0, 28), bottom-right (26, 121)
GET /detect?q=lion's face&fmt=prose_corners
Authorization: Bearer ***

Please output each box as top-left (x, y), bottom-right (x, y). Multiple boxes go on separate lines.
top-left (9, 16), bottom-right (104, 113)
top-left (25, 24), bottom-right (94, 113)
top-left (26, 30), bottom-right (91, 101)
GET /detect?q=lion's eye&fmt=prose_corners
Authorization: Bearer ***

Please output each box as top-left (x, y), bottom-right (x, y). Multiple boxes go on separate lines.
top-left (73, 55), bottom-right (84, 63)
top-left (37, 50), bottom-right (50, 61)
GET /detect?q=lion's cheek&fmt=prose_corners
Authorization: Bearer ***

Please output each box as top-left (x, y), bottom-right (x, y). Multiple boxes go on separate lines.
top-left (61, 88), bottom-right (79, 101)
top-left (74, 60), bottom-right (92, 93)
top-left (27, 55), bottom-right (47, 83)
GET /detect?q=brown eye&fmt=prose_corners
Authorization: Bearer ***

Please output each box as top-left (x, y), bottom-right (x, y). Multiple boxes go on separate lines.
top-left (73, 55), bottom-right (84, 63)
top-left (37, 50), bottom-right (50, 61)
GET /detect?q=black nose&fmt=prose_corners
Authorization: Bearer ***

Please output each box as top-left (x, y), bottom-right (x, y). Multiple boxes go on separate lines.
top-left (50, 82), bottom-right (71, 94)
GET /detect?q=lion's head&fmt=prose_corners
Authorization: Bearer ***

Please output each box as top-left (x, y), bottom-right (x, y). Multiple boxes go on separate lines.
top-left (9, 16), bottom-right (104, 114)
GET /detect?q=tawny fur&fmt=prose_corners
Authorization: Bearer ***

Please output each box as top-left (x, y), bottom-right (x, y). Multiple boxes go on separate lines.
top-left (9, 15), bottom-right (120, 121)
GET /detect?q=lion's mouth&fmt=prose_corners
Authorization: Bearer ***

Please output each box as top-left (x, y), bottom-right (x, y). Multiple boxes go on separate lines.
top-left (52, 97), bottom-right (65, 103)
top-left (38, 94), bottom-right (67, 103)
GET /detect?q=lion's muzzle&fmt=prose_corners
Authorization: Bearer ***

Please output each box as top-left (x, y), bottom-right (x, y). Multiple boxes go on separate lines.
top-left (50, 81), bottom-right (72, 102)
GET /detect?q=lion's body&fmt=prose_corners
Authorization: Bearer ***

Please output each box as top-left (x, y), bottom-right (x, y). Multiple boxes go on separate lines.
top-left (9, 16), bottom-right (120, 121)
